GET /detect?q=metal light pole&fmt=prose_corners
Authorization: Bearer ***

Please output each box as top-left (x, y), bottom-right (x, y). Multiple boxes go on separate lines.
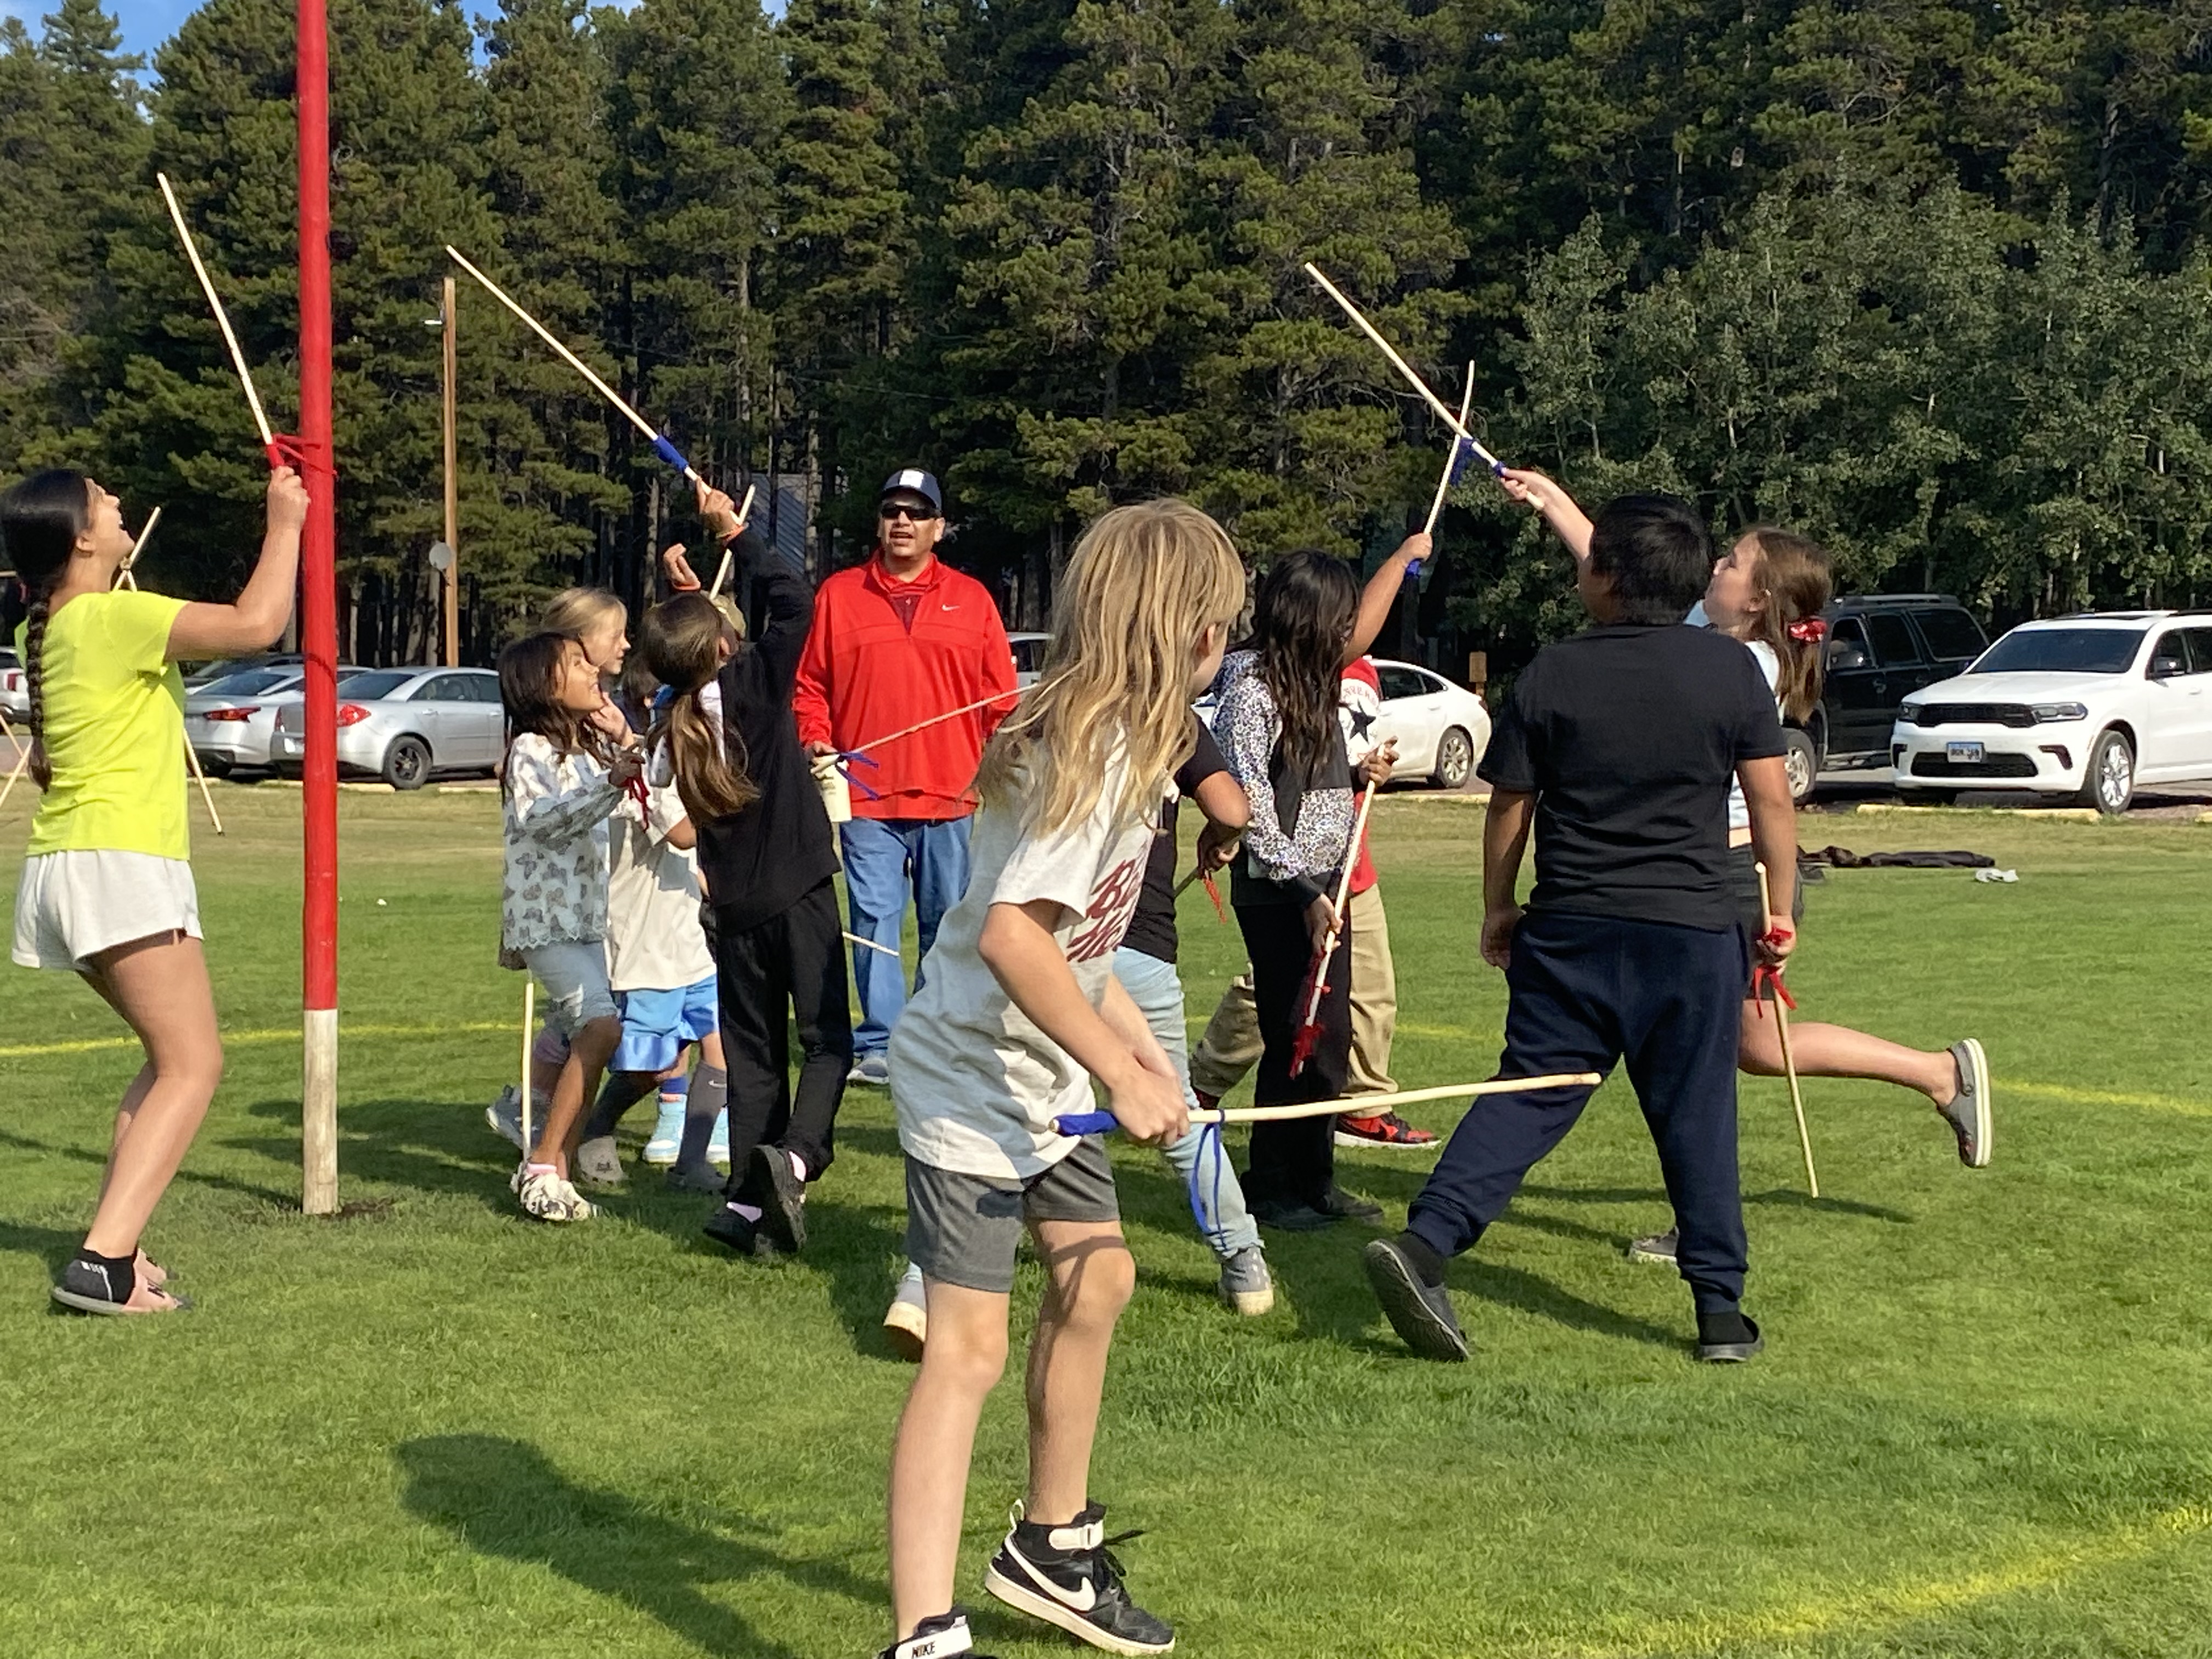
top-left (441, 275), bottom-right (459, 667)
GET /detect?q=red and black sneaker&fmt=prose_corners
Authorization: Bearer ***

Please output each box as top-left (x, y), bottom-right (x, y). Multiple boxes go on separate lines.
top-left (1334, 1111), bottom-right (1438, 1150)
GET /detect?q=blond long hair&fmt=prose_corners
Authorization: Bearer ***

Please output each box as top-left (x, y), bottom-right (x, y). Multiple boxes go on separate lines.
top-left (1740, 527), bottom-right (1835, 723)
top-left (978, 499), bottom-right (1245, 837)
top-left (540, 587), bottom-right (626, 652)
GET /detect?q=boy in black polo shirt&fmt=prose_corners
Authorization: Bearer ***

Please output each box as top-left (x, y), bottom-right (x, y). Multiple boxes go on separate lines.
top-left (1364, 495), bottom-right (1798, 1364)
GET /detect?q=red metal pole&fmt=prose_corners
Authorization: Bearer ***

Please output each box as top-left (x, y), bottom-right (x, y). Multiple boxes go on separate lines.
top-left (298, 0), bottom-right (339, 1214)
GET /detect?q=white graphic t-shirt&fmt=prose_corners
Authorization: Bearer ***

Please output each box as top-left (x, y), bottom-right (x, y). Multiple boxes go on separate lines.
top-left (893, 745), bottom-right (1157, 1180)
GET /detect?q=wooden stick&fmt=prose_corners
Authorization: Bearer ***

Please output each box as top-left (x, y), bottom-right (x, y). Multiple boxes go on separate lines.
top-left (706, 483), bottom-right (758, 600)
top-left (113, 506), bottom-right (162, 589)
top-left (445, 244), bottom-right (702, 485)
top-left (158, 174), bottom-right (275, 449)
top-left (1304, 263), bottom-right (1504, 473)
top-left (1172, 866), bottom-right (1206, 898)
top-left (112, 510), bottom-right (221, 833)
top-left (1201, 1074), bottom-right (1600, 1124)
top-left (0, 726), bottom-right (28, 809)
top-left (844, 930), bottom-right (900, 958)
top-left (844, 682), bottom-right (1034, 758)
top-left (519, 979), bottom-right (535, 1159)
top-left (1756, 860), bottom-right (1819, 1198)
top-left (1298, 779), bottom-right (1376, 1023)
top-left (1422, 364), bottom-right (1477, 535)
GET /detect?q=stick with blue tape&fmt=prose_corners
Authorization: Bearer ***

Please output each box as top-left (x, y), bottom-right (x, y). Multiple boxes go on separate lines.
top-left (1052, 1074), bottom-right (1603, 1138)
top-left (1410, 362), bottom-right (1482, 578)
top-left (448, 244), bottom-right (704, 486)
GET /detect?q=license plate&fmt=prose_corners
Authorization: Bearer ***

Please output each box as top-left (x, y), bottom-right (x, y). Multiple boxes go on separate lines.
top-left (1946, 741), bottom-right (1984, 764)
top-left (277, 733), bottom-right (302, 754)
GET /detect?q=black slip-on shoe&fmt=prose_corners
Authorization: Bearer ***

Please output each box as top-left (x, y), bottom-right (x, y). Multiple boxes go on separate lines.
top-left (1696, 1313), bottom-right (1764, 1363)
top-left (1317, 1185), bottom-right (1383, 1222)
top-left (1249, 1196), bottom-right (1336, 1232)
top-left (1363, 1238), bottom-right (1469, 1361)
top-left (751, 1143), bottom-right (808, 1254)
top-left (984, 1504), bottom-right (1174, 1655)
top-left (702, 1203), bottom-right (763, 1257)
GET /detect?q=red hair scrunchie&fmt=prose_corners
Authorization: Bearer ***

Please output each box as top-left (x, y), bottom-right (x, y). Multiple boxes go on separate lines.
top-left (1787, 617), bottom-right (1828, 642)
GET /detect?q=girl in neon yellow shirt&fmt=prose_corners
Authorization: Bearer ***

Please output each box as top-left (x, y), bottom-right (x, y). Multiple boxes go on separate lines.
top-left (5, 465), bottom-right (308, 1314)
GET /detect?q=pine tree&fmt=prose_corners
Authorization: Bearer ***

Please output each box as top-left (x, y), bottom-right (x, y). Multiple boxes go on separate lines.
top-left (472, 0), bottom-right (629, 614)
top-left (606, 0), bottom-right (789, 578)
top-left (1187, 0), bottom-right (1465, 556)
top-left (770, 0), bottom-right (917, 564)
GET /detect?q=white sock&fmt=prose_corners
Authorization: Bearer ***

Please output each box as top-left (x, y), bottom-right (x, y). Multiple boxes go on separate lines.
top-left (525, 1161), bottom-right (557, 1178)
top-left (727, 1200), bottom-right (764, 1224)
top-left (788, 1152), bottom-right (808, 1182)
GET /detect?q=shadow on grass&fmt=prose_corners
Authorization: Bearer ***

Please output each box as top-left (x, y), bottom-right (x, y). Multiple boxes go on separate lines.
top-left (0, 1217), bottom-right (87, 1276)
top-left (1745, 1186), bottom-right (1915, 1223)
top-left (0, 1126), bottom-right (294, 1209)
top-left (230, 1095), bottom-right (524, 1215)
top-left (394, 1434), bottom-right (873, 1656)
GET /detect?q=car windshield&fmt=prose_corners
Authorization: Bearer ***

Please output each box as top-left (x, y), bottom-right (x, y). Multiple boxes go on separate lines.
top-left (337, 671), bottom-right (415, 700)
top-left (1971, 628), bottom-right (2145, 675)
top-left (199, 668), bottom-right (296, 696)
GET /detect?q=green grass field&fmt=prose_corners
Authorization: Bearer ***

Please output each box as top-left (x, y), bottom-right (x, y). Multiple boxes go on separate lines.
top-left (2, 784), bottom-right (2209, 1658)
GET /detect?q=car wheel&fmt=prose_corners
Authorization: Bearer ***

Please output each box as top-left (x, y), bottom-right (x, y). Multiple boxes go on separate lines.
top-left (1432, 726), bottom-right (1475, 789)
top-left (382, 735), bottom-right (432, 791)
top-left (1781, 729), bottom-right (1819, 803)
top-left (2076, 729), bottom-right (2134, 815)
top-left (197, 753), bottom-right (233, 779)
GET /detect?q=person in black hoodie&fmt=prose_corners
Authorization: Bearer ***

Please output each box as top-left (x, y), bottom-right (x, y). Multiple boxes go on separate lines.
top-left (647, 484), bottom-right (849, 1258)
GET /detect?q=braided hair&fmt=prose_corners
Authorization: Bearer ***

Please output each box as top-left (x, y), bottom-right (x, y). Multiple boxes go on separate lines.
top-left (1, 470), bottom-right (95, 791)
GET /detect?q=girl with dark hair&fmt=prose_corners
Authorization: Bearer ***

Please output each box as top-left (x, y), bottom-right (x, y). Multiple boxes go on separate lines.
top-left (497, 629), bottom-right (643, 1222)
top-left (1211, 550), bottom-right (1394, 1229)
top-left (653, 486), bottom-right (851, 1260)
top-left (5, 465), bottom-right (308, 1314)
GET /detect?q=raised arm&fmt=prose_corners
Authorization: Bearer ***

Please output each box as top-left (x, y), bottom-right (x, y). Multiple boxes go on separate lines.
top-left (1498, 468), bottom-right (1594, 569)
top-left (1346, 533), bottom-right (1430, 665)
top-left (166, 469), bottom-right (309, 660)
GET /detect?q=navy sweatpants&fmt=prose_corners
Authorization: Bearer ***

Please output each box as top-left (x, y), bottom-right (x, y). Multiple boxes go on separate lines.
top-left (1407, 909), bottom-right (1751, 1312)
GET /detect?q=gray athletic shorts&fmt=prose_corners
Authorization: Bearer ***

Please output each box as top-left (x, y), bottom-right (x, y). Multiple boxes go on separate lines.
top-left (905, 1138), bottom-right (1121, 1294)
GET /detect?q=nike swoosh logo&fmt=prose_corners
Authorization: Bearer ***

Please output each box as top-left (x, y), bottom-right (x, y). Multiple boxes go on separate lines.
top-left (1020, 1555), bottom-right (1096, 1611)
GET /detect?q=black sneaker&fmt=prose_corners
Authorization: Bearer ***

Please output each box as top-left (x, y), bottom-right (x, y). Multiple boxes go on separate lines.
top-left (751, 1143), bottom-right (808, 1254)
top-left (876, 1607), bottom-right (996, 1659)
top-left (983, 1503), bottom-right (1175, 1655)
top-left (1316, 1185), bottom-right (1382, 1222)
top-left (1362, 1237), bottom-right (1468, 1361)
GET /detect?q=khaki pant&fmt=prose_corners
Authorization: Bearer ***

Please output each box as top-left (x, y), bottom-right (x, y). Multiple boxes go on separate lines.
top-left (1189, 882), bottom-right (1398, 1101)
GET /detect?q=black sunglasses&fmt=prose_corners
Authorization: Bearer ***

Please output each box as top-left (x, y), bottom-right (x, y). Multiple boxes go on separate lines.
top-left (879, 502), bottom-right (940, 523)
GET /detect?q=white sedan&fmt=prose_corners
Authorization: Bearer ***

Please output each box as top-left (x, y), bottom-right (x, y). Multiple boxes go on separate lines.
top-left (1367, 659), bottom-right (1491, 789)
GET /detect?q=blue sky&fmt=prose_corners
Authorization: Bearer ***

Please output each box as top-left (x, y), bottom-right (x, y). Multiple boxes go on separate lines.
top-left (24, 0), bottom-right (688, 65)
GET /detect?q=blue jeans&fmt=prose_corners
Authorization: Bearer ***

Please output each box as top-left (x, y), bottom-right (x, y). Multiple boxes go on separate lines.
top-left (842, 815), bottom-right (974, 1059)
top-left (1113, 946), bottom-right (1261, 1260)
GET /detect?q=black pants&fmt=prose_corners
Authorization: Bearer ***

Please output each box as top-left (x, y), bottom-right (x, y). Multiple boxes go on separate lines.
top-left (1234, 900), bottom-right (1351, 1208)
top-left (714, 878), bottom-right (853, 1196)
top-left (1406, 909), bottom-right (1750, 1312)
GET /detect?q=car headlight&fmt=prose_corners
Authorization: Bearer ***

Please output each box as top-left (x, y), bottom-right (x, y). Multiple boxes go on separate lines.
top-left (1898, 702), bottom-right (1923, 724)
top-left (2031, 702), bottom-right (2088, 723)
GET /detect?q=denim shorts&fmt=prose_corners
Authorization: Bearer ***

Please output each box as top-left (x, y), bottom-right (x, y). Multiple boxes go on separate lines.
top-left (523, 939), bottom-right (618, 1036)
top-left (904, 1138), bottom-right (1120, 1294)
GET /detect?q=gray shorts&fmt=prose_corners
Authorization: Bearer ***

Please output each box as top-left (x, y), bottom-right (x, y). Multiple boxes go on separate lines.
top-left (905, 1138), bottom-right (1121, 1294)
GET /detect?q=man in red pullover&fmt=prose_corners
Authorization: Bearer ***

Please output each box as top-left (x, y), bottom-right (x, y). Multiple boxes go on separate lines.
top-left (794, 469), bottom-right (1017, 1085)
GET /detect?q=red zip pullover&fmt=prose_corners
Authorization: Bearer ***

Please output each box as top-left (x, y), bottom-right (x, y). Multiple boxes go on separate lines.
top-left (792, 552), bottom-right (1017, 821)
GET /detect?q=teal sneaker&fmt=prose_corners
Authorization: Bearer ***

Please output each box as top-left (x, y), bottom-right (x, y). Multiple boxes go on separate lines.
top-left (642, 1095), bottom-right (685, 1166)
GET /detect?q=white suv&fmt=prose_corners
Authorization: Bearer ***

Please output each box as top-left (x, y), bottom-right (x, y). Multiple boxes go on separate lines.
top-left (1891, 612), bottom-right (2212, 814)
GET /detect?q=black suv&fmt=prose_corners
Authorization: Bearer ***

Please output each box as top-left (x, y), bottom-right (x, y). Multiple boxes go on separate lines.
top-left (1787, 595), bottom-right (1988, 798)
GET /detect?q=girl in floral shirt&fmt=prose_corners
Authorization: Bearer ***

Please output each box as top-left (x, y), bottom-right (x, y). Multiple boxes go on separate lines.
top-left (498, 630), bottom-right (642, 1222)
